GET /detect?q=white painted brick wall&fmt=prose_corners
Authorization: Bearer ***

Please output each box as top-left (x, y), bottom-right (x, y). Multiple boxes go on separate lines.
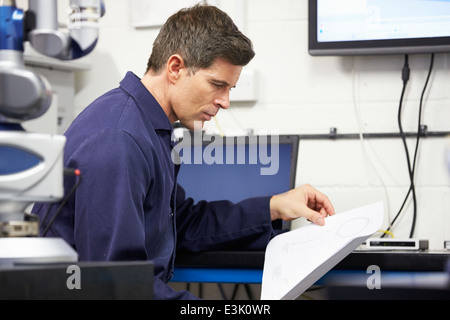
top-left (73, 0), bottom-right (450, 250)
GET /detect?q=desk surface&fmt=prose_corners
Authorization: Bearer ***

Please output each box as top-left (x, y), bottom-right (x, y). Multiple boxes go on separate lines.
top-left (0, 261), bottom-right (154, 300)
top-left (175, 250), bottom-right (450, 272)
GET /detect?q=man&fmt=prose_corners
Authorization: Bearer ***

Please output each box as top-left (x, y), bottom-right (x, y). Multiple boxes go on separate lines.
top-left (33, 4), bottom-right (335, 300)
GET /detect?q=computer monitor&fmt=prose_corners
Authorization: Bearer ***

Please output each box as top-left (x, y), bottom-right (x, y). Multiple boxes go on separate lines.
top-left (175, 134), bottom-right (300, 229)
top-left (309, 0), bottom-right (450, 56)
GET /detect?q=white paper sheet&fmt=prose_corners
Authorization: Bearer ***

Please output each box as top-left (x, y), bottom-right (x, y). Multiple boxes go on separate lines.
top-left (260, 202), bottom-right (384, 300)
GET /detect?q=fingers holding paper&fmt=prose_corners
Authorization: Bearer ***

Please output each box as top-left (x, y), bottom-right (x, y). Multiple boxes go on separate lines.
top-left (269, 184), bottom-right (335, 226)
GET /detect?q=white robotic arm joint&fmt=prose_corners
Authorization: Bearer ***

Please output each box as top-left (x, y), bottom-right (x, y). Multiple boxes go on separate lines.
top-left (0, 0), bottom-right (104, 251)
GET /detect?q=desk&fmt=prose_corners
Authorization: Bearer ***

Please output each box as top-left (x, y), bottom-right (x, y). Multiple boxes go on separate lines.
top-left (174, 250), bottom-right (450, 279)
top-left (0, 261), bottom-right (154, 300)
top-left (173, 250), bottom-right (450, 299)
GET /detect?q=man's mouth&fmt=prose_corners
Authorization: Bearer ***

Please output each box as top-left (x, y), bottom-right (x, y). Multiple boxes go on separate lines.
top-left (203, 112), bottom-right (215, 121)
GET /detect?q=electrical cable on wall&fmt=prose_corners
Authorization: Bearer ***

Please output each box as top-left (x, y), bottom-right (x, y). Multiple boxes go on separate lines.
top-left (351, 57), bottom-right (393, 232)
top-left (384, 54), bottom-right (435, 239)
top-left (397, 54), bottom-right (418, 239)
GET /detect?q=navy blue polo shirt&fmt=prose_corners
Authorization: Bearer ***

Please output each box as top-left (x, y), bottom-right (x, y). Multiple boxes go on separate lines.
top-left (33, 72), bottom-right (274, 300)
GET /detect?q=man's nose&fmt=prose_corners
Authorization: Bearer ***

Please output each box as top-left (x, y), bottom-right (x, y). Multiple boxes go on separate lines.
top-left (214, 91), bottom-right (230, 110)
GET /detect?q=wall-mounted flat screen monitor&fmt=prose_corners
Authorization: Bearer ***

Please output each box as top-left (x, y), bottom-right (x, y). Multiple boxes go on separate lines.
top-left (309, 0), bottom-right (450, 56)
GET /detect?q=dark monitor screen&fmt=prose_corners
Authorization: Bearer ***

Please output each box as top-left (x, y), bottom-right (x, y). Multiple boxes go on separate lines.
top-left (309, 0), bottom-right (450, 56)
top-left (175, 134), bottom-right (299, 205)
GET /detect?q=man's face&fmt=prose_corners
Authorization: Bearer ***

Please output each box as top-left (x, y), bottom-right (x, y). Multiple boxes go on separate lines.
top-left (171, 58), bottom-right (243, 131)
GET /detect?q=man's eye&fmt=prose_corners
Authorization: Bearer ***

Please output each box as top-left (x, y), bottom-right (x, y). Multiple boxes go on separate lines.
top-left (210, 82), bottom-right (234, 91)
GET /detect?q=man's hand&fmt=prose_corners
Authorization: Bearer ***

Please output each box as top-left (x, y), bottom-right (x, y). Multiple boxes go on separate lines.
top-left (270, 184), bottom-right (335, 226)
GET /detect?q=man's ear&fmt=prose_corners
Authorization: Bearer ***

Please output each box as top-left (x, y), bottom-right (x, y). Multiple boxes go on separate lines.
top-left (167, 54), bottom-right (185, 84)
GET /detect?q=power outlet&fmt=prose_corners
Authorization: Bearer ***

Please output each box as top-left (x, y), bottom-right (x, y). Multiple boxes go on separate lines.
top-left (445, 240), bottom-right (450, 250)
top-left (230, 68), bottom-right (257, 102)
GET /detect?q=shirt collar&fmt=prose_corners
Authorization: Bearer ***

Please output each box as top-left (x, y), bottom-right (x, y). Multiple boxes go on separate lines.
top-left (120, 71), bottom-right (173, 132)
